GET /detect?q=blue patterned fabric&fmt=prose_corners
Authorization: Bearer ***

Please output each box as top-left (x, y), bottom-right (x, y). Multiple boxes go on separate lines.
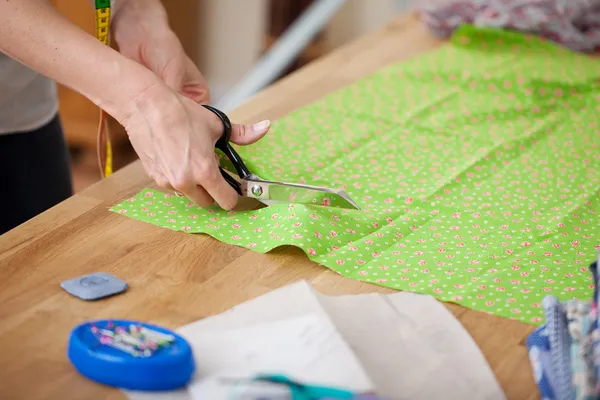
top-left (527, 325), bottom-right (557, 400)
top-left (544, 296), bottom-right (573, 400)
top-left (566, 299), bottom-right (597, 400)
top-left (527, 259), bottom-right (600, 400)
top-left (590, 260), bottom-right (600, 396)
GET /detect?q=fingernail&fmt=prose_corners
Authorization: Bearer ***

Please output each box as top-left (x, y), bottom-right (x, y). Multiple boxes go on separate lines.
top-left (252, 120), bottom-right (270, 133)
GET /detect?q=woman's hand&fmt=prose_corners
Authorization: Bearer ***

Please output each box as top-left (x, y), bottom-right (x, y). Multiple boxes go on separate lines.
top-left (123, 82), bottom-right (270, 210)
top-left (111, 0), bottom-right (210, 104)
top-left (110, 0), bottom-right (270, 209)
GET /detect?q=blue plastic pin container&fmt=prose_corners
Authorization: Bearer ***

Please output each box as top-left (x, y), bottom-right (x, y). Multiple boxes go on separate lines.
top-left (67, 319), bottom-right (195, 391)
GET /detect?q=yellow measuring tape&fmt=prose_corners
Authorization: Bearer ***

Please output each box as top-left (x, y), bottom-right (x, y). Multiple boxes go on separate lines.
top-left (94, 0), bottom-right (113, 178)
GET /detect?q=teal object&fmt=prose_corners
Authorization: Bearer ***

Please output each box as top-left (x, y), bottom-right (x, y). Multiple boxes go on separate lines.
top-left (253, 374), bottom-right (356, 399)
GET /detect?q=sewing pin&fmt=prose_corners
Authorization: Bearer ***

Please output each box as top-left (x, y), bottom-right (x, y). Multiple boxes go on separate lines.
top-left (99, 329), bottom-right (115, 337)
top-left (139, 327), bottom-right (175, 342)
top-left (99, 335), bottom-right (113, 345)
top-left (108, 340), bottom-right (142, 357)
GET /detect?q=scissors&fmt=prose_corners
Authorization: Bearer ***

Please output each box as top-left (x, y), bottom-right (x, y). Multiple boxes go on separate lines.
top-left (202, 105), bottom-right (361, 210)
top-left (252, 374), bottom-right (356, 399)
top-left (219, 374), bottom-right (386, 400)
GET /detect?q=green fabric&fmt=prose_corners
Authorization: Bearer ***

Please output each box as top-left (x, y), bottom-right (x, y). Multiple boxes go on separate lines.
top-left (110, 26), bottom-right (600, 325)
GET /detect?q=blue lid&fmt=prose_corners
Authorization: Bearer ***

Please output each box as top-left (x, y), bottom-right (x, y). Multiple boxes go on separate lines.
top-left (67, 319), bottom-right (195, 391)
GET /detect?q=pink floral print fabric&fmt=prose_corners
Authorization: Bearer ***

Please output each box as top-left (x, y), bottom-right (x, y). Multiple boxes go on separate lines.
top-left (111, 26), bottom-right (600, 325)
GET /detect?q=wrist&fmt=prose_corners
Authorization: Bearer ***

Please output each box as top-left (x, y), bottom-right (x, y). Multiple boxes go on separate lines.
top-left (83, 50), bottom-right (163, 125)
top-left (114, 71), bottom-right (176, 132)
top-left (112, 0), bottom-right (170, 35)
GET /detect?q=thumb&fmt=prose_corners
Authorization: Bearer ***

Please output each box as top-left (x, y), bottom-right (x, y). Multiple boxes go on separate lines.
top-left (181, 58), bottom-right (211, 104)
top-left (229, 120), bottom-right (271, 145)
top-left (160, 63), bottom-right (186, 93)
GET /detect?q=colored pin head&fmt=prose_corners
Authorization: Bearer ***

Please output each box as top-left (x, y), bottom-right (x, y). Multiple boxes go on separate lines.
top-left (90, 321), bottom-right (176, 358)
top-left (68, 319), bottom-right (195, 391)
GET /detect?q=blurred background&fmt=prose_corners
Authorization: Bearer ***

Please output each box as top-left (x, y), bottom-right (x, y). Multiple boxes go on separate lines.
top-left (52, 0), bottom-right (414, 192)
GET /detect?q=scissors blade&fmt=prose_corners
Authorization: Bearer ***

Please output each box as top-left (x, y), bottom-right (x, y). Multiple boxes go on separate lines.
top-left (241, 179), bottom-right (361, 210)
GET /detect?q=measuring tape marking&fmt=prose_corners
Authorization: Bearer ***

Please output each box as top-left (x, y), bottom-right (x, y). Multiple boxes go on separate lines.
top-left (94, 0), bottom-right (113, 177)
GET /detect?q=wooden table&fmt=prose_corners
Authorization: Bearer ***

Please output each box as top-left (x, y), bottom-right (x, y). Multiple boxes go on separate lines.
top-left (0, 13), bottom-right (538, 400)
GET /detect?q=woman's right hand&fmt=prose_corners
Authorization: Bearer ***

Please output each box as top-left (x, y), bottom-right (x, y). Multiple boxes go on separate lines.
top-left (122, 81), bottom-right (270, 210)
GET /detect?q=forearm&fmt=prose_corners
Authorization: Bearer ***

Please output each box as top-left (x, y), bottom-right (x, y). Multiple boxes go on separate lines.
top-left (0, 0), bottom-right (159, 124)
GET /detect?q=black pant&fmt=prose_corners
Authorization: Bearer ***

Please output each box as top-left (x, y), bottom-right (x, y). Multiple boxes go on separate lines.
top-left (0, 115), bottom-right (73, 235)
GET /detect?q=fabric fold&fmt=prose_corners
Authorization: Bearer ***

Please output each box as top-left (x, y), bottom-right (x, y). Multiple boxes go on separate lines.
top-left (111, 25), bottom-right (600, 324)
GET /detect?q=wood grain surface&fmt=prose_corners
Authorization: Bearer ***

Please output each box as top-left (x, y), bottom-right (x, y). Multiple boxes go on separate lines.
top-left (0, 13), bottom-right (538, 400)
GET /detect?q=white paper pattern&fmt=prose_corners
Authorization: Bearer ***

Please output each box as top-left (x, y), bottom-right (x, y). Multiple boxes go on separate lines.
top-left (125, 281), bottom-right (505, 400)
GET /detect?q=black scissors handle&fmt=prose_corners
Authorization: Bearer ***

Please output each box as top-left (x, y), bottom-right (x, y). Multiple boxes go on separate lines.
top-left (202, 105), bottom-right (251, 195)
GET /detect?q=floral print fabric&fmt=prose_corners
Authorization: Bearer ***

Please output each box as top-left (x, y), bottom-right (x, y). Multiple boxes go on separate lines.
top-left (111, 25), bottom-right (600, 325)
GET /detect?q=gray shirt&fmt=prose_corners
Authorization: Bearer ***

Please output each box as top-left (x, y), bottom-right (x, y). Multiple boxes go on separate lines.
top-left (0, 52), bottom-right (59, 135)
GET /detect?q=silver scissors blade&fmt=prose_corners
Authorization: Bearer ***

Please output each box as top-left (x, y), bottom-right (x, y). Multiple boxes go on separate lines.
top-left (241, 179), bottom-right (361, 210)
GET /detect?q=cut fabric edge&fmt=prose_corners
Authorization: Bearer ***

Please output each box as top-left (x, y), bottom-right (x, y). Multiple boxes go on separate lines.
top-left (109, 191), bottom-right (552, 327)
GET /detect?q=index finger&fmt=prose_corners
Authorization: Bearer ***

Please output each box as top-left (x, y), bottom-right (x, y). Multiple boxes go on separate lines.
top-left (195, 158), bottom-right (239, 210)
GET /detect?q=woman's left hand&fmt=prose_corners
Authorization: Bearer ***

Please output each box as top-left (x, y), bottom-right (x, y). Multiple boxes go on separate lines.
top-left (110, 0), bottom-right (210, 104)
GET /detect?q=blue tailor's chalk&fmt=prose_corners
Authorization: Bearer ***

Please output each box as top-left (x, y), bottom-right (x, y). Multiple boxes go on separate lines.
top-left (60, 272), bottom-right (127, 300)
